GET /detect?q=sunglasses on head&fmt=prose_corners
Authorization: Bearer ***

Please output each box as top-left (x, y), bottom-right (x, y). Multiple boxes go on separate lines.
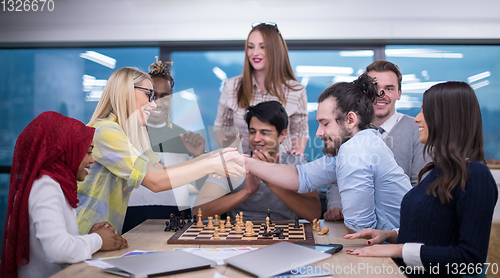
top-left (134, 86), bottom-right (156, 102)
top-left (251, 22), bottom-right (280, 34)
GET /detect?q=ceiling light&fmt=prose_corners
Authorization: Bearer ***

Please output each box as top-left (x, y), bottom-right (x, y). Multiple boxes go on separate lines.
top-left (80, 51), bottom-right (116, 69)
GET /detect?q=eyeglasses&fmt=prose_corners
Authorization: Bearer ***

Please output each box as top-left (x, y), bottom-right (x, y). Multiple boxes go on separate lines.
top-left (134, 86), bottom-right (156, 102)
top-left (251, 22), bottom-right (280, 34)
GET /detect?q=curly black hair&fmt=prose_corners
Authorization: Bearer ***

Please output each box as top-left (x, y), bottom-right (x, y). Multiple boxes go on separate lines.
top-left (148, 56), bottom-right (174, 88)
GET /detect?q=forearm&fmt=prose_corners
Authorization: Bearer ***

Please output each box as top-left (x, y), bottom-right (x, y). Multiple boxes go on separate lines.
top-left (245, 158), bottom-right (300, 191)
top-left (193, 190), bottom-right (248, 220)
top-left (265, 183), bottom-right (321, 222)
top-left (163, 152), bottom-right (210, 171)
top-left (143, 159), bottom-right (214, 192)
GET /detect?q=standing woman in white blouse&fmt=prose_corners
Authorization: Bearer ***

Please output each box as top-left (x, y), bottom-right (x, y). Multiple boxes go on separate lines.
top-left (215, 22), bottom-right (309, 155)
top-left (0, 112), bottom-right (124, 278)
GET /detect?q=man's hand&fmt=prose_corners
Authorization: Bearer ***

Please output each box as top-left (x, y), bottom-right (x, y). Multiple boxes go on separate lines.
top-left (243, 172), bottom-right (260, 197)
top-left (323, 207), bottom-right (344, 221)
top-left (180, 131), bottom-right (205, 156)
top-left (252, 149), bottom-right (278, 163)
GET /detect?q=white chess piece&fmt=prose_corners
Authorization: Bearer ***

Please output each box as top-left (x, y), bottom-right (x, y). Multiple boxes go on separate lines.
top-left (206, 216), bottom-right (214, 229)
top-left (219, 220), bottom-right (226, 233)
top-left (213, 227), bottom-right (220, 240)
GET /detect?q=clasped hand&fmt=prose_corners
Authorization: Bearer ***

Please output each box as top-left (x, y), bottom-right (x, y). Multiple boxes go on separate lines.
top-left (90, 221), bottom-right (128, 251)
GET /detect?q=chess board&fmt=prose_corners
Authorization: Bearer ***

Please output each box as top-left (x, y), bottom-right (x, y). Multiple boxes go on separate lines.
top-left (167, 220), bottom-right (315, 245)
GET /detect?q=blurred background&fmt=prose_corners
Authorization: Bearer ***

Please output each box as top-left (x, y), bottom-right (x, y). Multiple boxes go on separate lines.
top-left (1, 0), bottom-right (500, 250)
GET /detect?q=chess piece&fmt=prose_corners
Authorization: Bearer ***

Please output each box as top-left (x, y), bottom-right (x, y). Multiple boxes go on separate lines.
top-left (235, 215), bottom-right (240, 227)
top-left (197, 209), bottom-right (204, 227)
top-left (207, 216), bottom-right (214, 229)
top-left (248, 221), bottom-right (256, 236)
top-left (267, 209), bottom-right (272, 224)
top-left (315, 221), bottom-right (321, 232)
top-left (219, 220), bottom-right (226, 233)
top-left (312, 219), bottom-right (318, 232)
top-left (278, 230), bottom-right (285, 239)
top-left (226, 216), bottom-right (232, 228)
top-left (244, 221), bottom-right (253, 237)
top-left (180, 211), bottom-right (186, 226)
top-left (318, 227), bottom-right (330, 235)
top-left (213, 227), bottom-right (220, 240)
top-left (214, 214), bottom-right (220, 225)
top-left (294, 215), bottom-right (300, 229)
top-left (239, 212), bottom-right (243, 223)
top-left (234, 222), bottom-right (243, 233)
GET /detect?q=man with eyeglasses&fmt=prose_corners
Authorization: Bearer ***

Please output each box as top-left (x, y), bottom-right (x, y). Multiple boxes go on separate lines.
top-left (324, 60), bottom-right (426, 221)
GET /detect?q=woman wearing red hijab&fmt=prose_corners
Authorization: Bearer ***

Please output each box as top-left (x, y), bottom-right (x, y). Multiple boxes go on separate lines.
top-left (1, 112), bottom-right (125, 278)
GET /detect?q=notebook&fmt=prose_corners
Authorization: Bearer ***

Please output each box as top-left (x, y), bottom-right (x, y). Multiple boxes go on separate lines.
top-left (103, 250), bottom-right (216, 277)
top-left (224, 241), bottom-right (332, 278)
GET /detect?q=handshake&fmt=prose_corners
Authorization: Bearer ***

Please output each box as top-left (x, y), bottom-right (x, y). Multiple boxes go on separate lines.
top-left (204, 147), bottom-right (247, 180)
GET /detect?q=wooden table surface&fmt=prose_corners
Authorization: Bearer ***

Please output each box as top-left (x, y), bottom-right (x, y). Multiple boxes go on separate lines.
top-left (52, 219), bottom-right (406, 277)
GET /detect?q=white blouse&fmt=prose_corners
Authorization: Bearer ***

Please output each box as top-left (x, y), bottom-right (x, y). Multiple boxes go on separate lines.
top-left (18, 175), bottom-right (102, 278)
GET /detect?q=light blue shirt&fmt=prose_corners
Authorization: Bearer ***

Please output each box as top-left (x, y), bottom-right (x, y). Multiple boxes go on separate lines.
top-left (296, 129), bottom-right (411, 231)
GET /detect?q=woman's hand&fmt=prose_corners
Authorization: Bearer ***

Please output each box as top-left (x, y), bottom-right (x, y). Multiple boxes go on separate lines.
top-left (92, 227), bottom-right (128, 251)
top-left (208, 149), bottom-right (246, 180)
top-left (343, 228), bottom-right (396, 245)
top-left (346, 244), bottom-right (403, 258)
top-left (89, 221), bottom-right (114, 234)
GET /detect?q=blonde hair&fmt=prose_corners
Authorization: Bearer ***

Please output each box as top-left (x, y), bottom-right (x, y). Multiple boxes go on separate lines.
top-left (89, 67), bottom-right (153, 154)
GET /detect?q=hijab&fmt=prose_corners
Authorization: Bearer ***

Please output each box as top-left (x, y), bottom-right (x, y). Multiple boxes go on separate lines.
top-left (0, 111), bottom-right (95, 278)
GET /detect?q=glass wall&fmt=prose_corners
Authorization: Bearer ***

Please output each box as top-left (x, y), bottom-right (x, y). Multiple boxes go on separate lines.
top-left (386, 45), bottom-right (500, 160)
top-left (1, 44), bottom-right (500, 252)
top-left (0, 47), bottom-right (159, 250)
top-left (171, 50), bottom-right (374, 161)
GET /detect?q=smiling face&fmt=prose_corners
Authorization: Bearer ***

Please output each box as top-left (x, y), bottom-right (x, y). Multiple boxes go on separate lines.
top-left (316, 97), bottom-right (352, 156)
top-left (414, 108), bottom-right (428, 144)
top-left (148, 77), bottom-right (172, 125)
top-left (367, 70), bottom-right (402, 126)
top-left (248, 116), bottom-right (285, 156)
top-left (134, 79), bottom-right (157, 126)
top-left (77, 145), bottom-right (94, 181)
top-left (247, 30), bottom-right (266, 72)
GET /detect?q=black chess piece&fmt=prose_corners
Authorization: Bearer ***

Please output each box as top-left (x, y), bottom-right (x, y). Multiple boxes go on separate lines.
top-left (267, 209), bottom-right (272, 225)
top-left (164, 220), bottom-right (171, 231)
top-left (272, 228), bottom-right (284, 237)
top-left (294, 215), bottom-right (300, 228)
top-left (262, 225), bottom-right (272, 237)
top-left (180, 211), bottom-right (186, 226)
top-left (278, 230), bottom-right (285, 239)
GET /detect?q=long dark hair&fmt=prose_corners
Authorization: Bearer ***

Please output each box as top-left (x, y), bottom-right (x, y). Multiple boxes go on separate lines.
top-left (318, 73), bottom-right (381, 130)
top-left (417, 81), bottom-right (484, 204)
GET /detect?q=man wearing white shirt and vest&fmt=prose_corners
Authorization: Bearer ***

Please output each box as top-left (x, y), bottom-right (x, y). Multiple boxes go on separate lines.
top-left (324, 61), bottom-right (426, 221)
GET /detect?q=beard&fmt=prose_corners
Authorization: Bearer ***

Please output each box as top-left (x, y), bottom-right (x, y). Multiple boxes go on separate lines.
top-left (322, 126), bottom-right (352, 156)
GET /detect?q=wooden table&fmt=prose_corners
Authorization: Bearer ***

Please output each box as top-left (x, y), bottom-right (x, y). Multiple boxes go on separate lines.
top-left (52, 220), bottom-right (405, 277)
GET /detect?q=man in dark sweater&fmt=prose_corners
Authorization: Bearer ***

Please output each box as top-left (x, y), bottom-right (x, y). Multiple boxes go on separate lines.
top-left (324, 60), bottom-right (426, 221)
top-left (193, 101), bottom-right (321, 222)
